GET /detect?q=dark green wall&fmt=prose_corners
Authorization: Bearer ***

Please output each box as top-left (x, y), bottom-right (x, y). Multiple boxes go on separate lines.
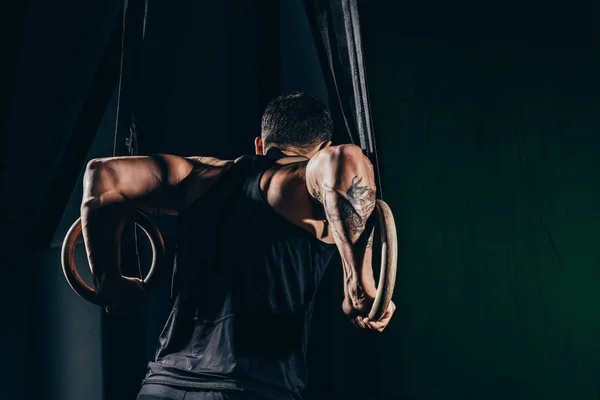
top-left (329, 2), bottom-right (600, 399)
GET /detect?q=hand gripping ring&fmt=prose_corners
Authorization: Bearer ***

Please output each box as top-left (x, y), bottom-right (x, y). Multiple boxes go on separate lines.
top-left (61, 210), bottom-right (166, 305)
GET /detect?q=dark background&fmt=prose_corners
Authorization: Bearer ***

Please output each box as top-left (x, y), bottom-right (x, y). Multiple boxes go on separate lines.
top-left (1, 0), bottom-right (599, 399)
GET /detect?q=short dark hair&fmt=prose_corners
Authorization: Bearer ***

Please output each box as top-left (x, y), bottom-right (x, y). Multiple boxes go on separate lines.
top-left (261, 92), bottom-right (333, 151)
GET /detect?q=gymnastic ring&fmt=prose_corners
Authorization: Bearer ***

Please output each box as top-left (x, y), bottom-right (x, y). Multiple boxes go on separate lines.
top-left (61, 209), bottom-right (166, 306)
top-left (368, 200), bottom-right (398, 321)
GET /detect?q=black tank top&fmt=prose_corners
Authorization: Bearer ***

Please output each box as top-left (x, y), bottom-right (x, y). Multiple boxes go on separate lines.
top-left (141, 148), bottom-right (336, 399)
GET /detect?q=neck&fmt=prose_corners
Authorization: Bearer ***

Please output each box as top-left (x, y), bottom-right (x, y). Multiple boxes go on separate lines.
top-left (279, 149), bottom-right (307, 158)
top-left (267, 146), bottom-right (309, 159)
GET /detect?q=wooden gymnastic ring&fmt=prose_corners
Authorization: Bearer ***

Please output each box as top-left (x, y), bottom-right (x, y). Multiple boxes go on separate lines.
top-left (61, 210), bottom-right (165, 305)
top-left (368, 200), bottom-right (398, 321)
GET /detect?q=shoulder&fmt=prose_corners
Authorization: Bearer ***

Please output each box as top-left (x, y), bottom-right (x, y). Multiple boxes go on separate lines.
top-left (306, 144), bottom-right (367, 174)
top-left (261, 160), bottom-right (333, 242)
top-left (272, 169), bottom-right (323, 223)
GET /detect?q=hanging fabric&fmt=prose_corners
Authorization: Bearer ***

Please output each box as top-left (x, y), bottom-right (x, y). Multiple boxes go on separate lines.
top-left (304, 0), bottom-right (383, 198)
top-left (113, 0), bottom-right (150, 279)
top-left (113, 0), bottom-right (148, 159)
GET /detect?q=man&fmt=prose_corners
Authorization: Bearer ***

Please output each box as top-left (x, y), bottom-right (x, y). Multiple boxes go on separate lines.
top-left (81, 92), bottom-right (395, 400)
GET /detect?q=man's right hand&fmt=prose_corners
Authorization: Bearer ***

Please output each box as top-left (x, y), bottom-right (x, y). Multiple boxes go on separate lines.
top-left (343, 293), bottom-right (396, 333)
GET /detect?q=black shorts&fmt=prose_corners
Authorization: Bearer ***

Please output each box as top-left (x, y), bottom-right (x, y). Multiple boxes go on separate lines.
top-left (137, 384), bottom-right (267, 400)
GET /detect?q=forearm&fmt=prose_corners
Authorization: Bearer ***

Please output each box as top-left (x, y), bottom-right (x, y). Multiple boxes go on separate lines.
top-left (323, 181), bottom-right (377, 305)
top-left (80, 160), bottom-right (129, 295)
top-left (81, 202), bottom-right (126, 293)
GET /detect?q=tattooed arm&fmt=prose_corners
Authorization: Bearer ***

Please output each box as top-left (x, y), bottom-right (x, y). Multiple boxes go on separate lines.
top-left (306, 144), bottom-right (394, 331)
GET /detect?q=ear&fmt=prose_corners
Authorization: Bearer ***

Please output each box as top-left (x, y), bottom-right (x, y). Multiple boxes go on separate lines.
top-left (254, 137), bottom-right (264, 155)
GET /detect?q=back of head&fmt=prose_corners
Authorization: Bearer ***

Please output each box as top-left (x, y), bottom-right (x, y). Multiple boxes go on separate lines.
top-left (261, 92), bottom-right (333, 153)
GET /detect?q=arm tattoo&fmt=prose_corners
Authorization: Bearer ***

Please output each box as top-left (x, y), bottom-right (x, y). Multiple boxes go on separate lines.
top-left (326, 203), bottom-right (365, 235)
top-left (324, 175), bottom-right (376, 239)
top-left (324, 205), bottom-right (347, 243)
top-left (347, 176), bottom-right (376, 215)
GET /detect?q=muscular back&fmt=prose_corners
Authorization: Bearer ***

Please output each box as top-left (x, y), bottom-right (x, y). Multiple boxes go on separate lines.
top-left (259, 157), bottom-right (335, 245)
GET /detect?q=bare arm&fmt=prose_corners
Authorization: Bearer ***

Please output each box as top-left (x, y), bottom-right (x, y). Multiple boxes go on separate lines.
top-left (81, 154), bottom-right (232, 300)
top-left (306, 145), bottom-right (378, 311)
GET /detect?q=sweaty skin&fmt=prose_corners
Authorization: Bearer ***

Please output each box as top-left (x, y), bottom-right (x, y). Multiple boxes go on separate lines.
top-left (81, 144), bottom-right (395, 331)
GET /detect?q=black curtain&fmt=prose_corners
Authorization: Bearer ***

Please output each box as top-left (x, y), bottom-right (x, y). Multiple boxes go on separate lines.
top-left (303, 0), bottom-right (383, 196)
